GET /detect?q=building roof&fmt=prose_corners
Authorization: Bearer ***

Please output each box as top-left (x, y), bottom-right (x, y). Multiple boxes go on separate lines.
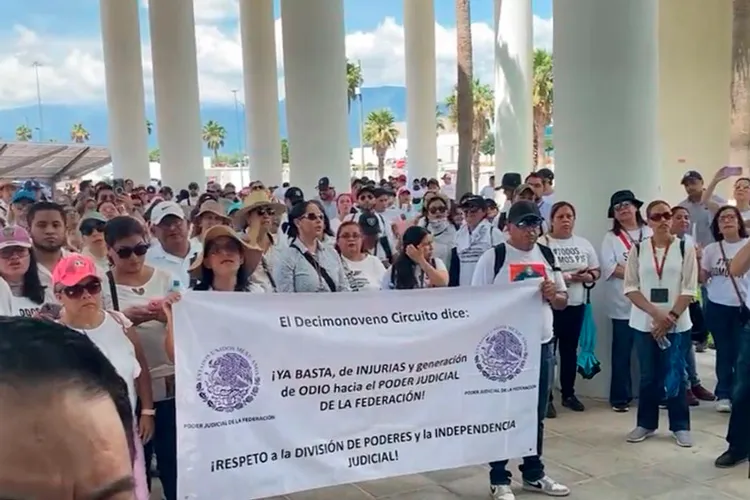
top-left (0, 142), bottom-right (111, 182)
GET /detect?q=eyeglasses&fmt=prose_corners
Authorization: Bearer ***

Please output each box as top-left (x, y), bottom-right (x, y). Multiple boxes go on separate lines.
top-left (339, 232), bottom-right (361, 239)
top-left (614, 201), bottom-right (633, 211)
top-left (428, 206), bottom-right (447, 214)
top-left (516, 218), bottom-right (543, 229)
top-left (719, 213), bottom-right (738, 222)
top-left (358, 195), bottom-right (374, 201)
top-left (465, 207), bottom-right (484, 215)
top-left (649, 212), bottom-right (673, 222)
top-left (114, 243), bottom-right (149, 259)
top-left (0, 246), bottom-right (27, 259)
top-left (63, 280), bottom-right (102, 299)
top-left (80, 220), bottom-right (106, 236)
top-left (251, 185), bottom-right (266, 191)
top-left (302, 213), bottom-right (324, 221)
top-left (99, 194), bottom-right (116, 202)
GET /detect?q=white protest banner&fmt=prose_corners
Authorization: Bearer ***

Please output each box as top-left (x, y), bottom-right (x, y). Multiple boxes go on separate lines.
top-left (173, 283), bottom-right (545, 499)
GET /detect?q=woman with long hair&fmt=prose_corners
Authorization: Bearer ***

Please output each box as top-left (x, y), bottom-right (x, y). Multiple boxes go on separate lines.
top-left (542, 201), bottom-right (600, 415)
top-left (330, 193), bottom-right (355, 234)
top-left (189, 225), bottom-right (263, 292)
top-left (273, 201), bottom-right (349, 293)
top-left (336, 221), bottom-right (386, 291)
top-left (702, 167), bottom-right (750, 223)
top-left (310, 200), bottom-right (336, 247)
top-left (623, 200), bottom-right (697, 448)
top-left (383, 226), bottom-right (448, 290)
top-left (701, 206), bottom-right (750, 413)
top-left (237, 191), bottom-right (287, 292)
top-left (0, 225), bottom-right (50, 317)
top-left (601, 190), bottom-right (652, 413)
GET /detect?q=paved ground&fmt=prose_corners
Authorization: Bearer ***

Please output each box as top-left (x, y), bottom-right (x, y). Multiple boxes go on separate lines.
top-left (152, 350), bottom-right (750, 499)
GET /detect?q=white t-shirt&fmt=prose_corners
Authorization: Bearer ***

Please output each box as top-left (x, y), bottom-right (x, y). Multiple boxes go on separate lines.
top-left (0, 276), bottom-right (56, 316)
top-left (381, 257), bottom-right (447, 290)
top-left (454, 220), bottom-right (505, 287)
top-left (600, 227), bottom-right (653, 320)
top-left (480, 186), bottom-right (496, 200)
top-left (111, 267), bottom-right (175, 402)
top-left (441, 184), bottom-right (456, 200)
top-left (145, 239), bottom-right (201, 291)
top-left (69, 311), bottom-right (141, 411)
top-left (471, 243), bottom-right (566, 344)
top-left (342, 254), bottom-right (386, 291)
top-left (701, 239), bottom-right (749, 306)
top-left (542, 235), bottom-right (600, 306)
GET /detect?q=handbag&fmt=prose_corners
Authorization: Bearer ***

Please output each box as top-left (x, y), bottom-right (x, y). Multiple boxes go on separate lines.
top-left (293, 245), bottom-right (338, 292)
top-left (718, 241), bottom-right (750, 324)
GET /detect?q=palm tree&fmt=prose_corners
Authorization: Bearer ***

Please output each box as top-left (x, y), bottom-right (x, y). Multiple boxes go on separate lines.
top-left (280, 138), bottom-right (289, 164)
top-left (363, 108), bottom-right (400, 180)
top-left (731, 0), bottom-right (750, 167)
top-left (532, 49), bottom-right (553, 168)
top-left (202, 120), bottom-right (227, 160)
top-left (455, 0), bottom-right (474, 196)
top-left (436, 106), bottom-right (446, 134)
top-left (146, 119), bottom-right (153, 136)
top-left (149, 148), bottom-right (160, 162)
top-left (347, 60), bottom-right (363, 114)
top-left (446, 79), bottom-right (494, 189)
top-left (70, 123), bottom-right (90, 143)
top-left (15, 125), bottom-right (32, 142)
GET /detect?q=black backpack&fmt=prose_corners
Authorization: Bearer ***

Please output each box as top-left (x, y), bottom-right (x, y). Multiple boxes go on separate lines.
top-left (493, 242), bottom-right (559, 278)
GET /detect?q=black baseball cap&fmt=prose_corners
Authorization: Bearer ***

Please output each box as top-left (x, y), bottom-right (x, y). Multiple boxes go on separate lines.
top-left (507, 200), bottom-right (543, 226)
top-left (317, 177), bottom-right (331, 190)
top-left (536, 168), bottom-right (554, 181)
top-left (459, 195), bottom-right (486, 210)
top-left (358, 212), bottom-right (381, 236)
top-left (188, 182), bottom-right (199, 190)
top-left (284, 187), bottom-right (304, 203)
top-left (681, 170), bottom-right (703, 185)
top-left (357, 185), bottom-right (376, 198)
top-left (500, 173), bottom-right (522, 190)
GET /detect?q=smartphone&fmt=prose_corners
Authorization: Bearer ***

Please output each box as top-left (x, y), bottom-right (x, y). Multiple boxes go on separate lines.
top-left (113, 178), bottom-right (125, 194)
top-left (724, 166), bottom-right (743, 177)
top-left (39, 303), bottom-right (62, 319)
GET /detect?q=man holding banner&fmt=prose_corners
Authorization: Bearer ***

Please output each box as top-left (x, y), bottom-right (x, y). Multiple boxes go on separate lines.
top-left (472, 200), bottom-right (571, 499)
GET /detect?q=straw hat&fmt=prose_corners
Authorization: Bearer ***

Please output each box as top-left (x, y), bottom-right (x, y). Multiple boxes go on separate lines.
top-left (194, 200), bottom-right (231, 223)
top-left (236, 190), bottom-right (286, 219)
top-left (189, 225), bottom-right (263, 277)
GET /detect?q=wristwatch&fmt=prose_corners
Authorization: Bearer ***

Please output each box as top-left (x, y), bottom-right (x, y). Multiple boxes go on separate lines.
top-left (141, 408), bottom-right (156, 417)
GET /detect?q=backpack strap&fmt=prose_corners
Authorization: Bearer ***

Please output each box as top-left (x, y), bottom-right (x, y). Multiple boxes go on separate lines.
top-left (537, 243), bottom-right (560, 272)
top-left (448, 247), bottom-right (460, 287)
top-left (493, 243), bottom-right (507, 277)
top-left (106, 270), bottom-right (119, 312)
top-left (680, 239), bottom-right (685, 259)
top-left (379, 236), bottom-right (394, 265)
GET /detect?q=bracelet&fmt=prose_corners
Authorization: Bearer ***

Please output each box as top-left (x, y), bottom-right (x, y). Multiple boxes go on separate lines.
top-left (668, 310), bottom-right (679, 320)
top-left (141, 409), bottom-right (156, 417)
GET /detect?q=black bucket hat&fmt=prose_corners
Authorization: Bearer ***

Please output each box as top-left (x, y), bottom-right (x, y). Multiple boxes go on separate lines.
top-left (608, 190), bottom-right (643, 218)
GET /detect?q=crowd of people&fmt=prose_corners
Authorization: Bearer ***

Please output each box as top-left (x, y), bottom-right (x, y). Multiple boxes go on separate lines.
top-left (0, 165), bottom-right (747, 500)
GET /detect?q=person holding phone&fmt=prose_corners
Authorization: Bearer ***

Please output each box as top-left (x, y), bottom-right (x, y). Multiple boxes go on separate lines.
top-left (702, 166), bottom-right (750, 225)
top-left (680, 170), bottom-right (725, 249)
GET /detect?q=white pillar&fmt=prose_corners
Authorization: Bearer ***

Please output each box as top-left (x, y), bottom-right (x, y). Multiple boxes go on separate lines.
top-left (553, 0), bottom-right (660, 398)
top-left (240, 0), bottom-right (282, 187)
top-left (100, 0), bottom-right (150, 184)
top-left (493, 0), bottom-right (533, 178)
top-left (280, 0), bottom-right (349, 195)
top-left (404, 0), bottom-right (438, 181)
top-left (658, 0), bottom-right (732, 204)
top-left (148, 0), bottom-right (205, 187)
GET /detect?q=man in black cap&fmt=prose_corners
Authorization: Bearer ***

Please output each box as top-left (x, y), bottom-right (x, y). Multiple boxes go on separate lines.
top-left (314, 177), bottom-right (337, 221)
top-left (284, 186), bottom-right (304, 209)
top-left (358, 212), bottom-right (394, 266)
top-left (472, 200), bottom-right (570, 498)
top-left (499, 173), bottom-right (522, 211)
top-left (678, 169), bottom-right (725, 248)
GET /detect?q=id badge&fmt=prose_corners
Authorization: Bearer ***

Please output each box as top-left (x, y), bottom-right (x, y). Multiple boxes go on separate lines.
top-left (650, 288), bottom-right (669, 304)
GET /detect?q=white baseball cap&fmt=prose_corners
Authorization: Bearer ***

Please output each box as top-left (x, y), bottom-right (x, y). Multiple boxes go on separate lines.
top-left (150, 201), bottom-right (185, 225)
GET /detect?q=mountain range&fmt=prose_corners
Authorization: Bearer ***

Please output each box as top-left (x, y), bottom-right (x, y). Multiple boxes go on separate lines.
top-left (0, 86), bottom-right (419, 153)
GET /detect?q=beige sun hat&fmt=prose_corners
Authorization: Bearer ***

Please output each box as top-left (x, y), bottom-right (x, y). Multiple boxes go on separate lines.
top-left (189, 225), bottom-right (262, 278)
top-left (236, 190), bottom-right (286, 219)
top-left (194, 199), bottom-right (231, 223)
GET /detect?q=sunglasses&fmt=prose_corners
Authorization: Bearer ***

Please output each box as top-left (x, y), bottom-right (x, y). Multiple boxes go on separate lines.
top-left (614, 201), bottom-right (633, 211)
top-left (339, 232), bottom-right (362, 239)
top-left (80, 220), bottom-right (106, 236)
top-left (63, 280), bottom-right (102, 299)
top-left (302, 213), bottom-right (324, 221)
top-left (208, 241), bottom-right (241, 255)
top-left (516, 217), bottom-right (543, 228)
top-left (100, 194), bottom-right (116, 202)
top-left (251, 185), bottom-right (266, 191)
top-left (115, 243), bottom-right (149, 259)
top-left (649, 212), bottom-right (672, 222)
top-left (253, 208), bottom-right (273, 217)
top-left (428, 206), bottom-right (447, 214)
top-left (0, 246), bottom-right (28, 259)
top-left (358, 195), bottom-right (374, 201)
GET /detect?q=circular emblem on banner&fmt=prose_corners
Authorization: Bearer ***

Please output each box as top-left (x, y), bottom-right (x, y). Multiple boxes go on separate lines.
top-left (196, 347), bottom-right (261, 413)
top-left (475, 326), bottom-right (528, 382)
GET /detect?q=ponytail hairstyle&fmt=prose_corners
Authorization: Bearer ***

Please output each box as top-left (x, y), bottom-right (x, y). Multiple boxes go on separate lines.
top-left (391, 226), bottom-right (430, 290)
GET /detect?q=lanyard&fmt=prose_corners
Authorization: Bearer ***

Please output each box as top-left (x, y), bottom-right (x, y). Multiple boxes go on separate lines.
top-left (617, 228), bottom-right (641, 250)
top-left (651, 240), bottom-right (672, 282)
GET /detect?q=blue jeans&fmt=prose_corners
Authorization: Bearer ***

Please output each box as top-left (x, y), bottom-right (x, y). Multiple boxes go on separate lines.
top-left (143, 399), bottom-right (177, 500)
top-left (489, 342), bottom-right (554, 485)
top-left (610, 319), bottom-right (636, 406)
top-left (705, 300), bottom-right (745, 400)
top-left (726, 325), bottom-right (750, 455)
top-left (684, 343), bottom-right (700, 387)
top-left (635, 331), bottom-right (691, 432)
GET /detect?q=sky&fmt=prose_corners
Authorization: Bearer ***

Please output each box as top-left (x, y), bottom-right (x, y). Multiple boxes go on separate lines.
top-left (0, 0), bottom-right (553, 109)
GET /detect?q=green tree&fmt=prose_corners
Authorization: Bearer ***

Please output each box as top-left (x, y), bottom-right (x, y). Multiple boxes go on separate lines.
top-left (454, 0), bottom-right (474, 195)
top-left (346, 60), bottom-right (363, 113)
top-left (146, 119), bottom-right (153, 136)
top-left (480, 133), bottom-right (495, 157)
top-left (149, 148), bottom-right (160, 162)
top-left (15, 125), bottom-right (32, 142)
top-left (281, 138), bottom-right (290, 164)
top-left (436, 106), bottom-right (446, 134)
top-left (532, 49), bottom-right (553, 168)
top-left (70, 123), bottom-right (90, 143)
top-left (202, 120), bottom-right (227, 160)
top-left (446, 79), bottom-right (494, 188)
top-left (363, 108), bottom-right (399, 180)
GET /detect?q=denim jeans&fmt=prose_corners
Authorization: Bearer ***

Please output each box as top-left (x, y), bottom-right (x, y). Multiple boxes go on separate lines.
top-left (552, 305), bottom-right (586, 399)
top-left (635, 331), bottom-right (691, 432)
top-left (705, 300), bottom-right (745, 400)
top-left (610, 319), bottom-right (636, 406)
top-left (143, 399), bottom-right (177, 500)
top-left (489, 342), bottom-right (554, 485)
top-left (726, 325), bottom-right (750, 455)
top-left (684, 343), bottom-right (700, 387)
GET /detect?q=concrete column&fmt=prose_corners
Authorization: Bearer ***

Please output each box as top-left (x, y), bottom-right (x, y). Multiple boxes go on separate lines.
top-left (404, 0), bottom-right (438, 181)
top-left (148, 0), bottom-right (205, 187)
top-left (240, 0), bottom-right (282, 187)
top-left (493, 0), bottom-right (533, 178)
top-left (100, 0), bottom-right (150, 184)
top-left (553, 0), bottom-right (660, 398)
top-left (280, 0), bottom-right (350, 194)
top-left (658, 0), bottom-right (732, 204)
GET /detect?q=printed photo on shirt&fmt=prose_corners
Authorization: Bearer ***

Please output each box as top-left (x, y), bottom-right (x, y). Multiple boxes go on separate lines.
top-left (508, 262), bottom-right (547, 282)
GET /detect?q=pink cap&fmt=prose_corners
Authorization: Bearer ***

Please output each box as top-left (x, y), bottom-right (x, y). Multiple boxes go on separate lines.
top-left (397, 187), bottom-right (411, 196)
top-left (52, 254), bottom-right (99, 288)
top-left (0, 226), bottom-right (32, 251)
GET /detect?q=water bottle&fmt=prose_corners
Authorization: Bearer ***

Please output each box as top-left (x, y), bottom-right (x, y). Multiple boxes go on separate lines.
top-left (656, 335), bottom-right (672, 350)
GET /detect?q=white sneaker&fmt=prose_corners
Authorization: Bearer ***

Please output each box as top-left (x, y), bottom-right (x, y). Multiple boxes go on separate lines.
top-left (522, 475), bottom-right (571, 496)
top-left (716, 399), bottom-right (732, 413)
top-left (490, 484), bottom-right (516, 500)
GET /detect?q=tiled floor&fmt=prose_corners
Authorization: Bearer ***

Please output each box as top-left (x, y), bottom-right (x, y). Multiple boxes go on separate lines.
top-left (153, 350), bottom-right (750, 499)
